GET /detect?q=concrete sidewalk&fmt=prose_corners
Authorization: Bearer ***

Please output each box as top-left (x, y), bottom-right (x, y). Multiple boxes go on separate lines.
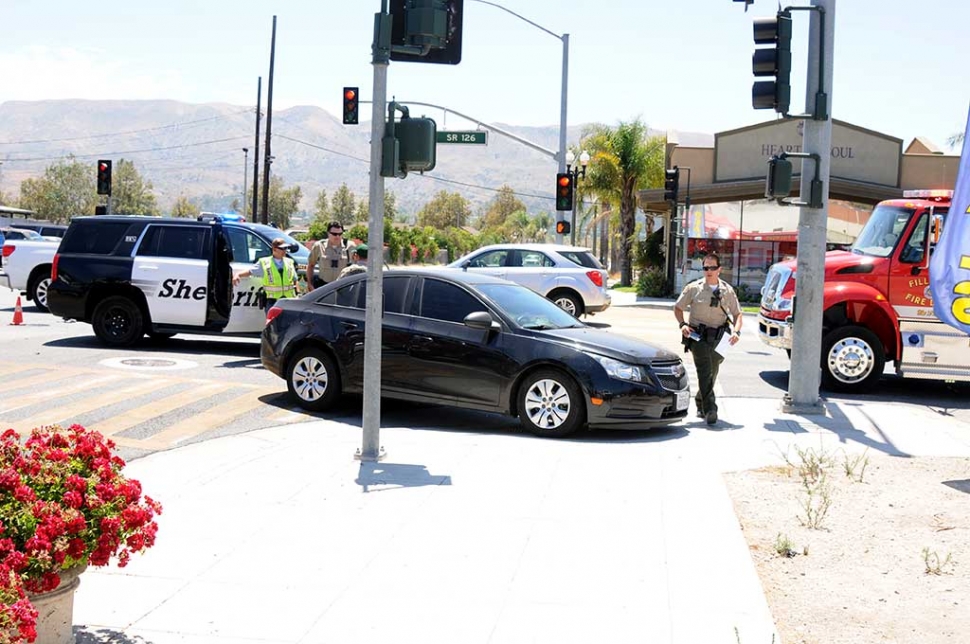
top-left (71, 396), bottom-right (970, 644)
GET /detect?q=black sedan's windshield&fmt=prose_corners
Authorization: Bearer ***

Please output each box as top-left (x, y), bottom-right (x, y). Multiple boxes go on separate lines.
top-left (477, 283), bottom-right (584, 330)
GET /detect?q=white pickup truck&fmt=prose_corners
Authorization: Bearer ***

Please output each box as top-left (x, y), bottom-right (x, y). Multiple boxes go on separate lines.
top-left (0, 239), bottom-right (60, 312)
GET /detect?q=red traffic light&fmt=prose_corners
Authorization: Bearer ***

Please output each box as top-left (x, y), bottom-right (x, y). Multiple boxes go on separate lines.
top-left (99, 162), bottom-right (108, 172)
top-left (558, 176), bottom-right (572, 188)
top-left (342, 86), bottom-right (359, 125)
top-left (344, 89), bottom-right (356, 101)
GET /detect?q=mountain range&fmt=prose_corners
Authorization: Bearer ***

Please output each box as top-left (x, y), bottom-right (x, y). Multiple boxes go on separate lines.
top-left (0, 99), bottom-right (714, 219)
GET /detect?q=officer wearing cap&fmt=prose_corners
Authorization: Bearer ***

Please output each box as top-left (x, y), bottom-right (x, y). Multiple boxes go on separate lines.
top-left (337, 243), bottom-right (374, 279)
top-left (673, 252), bottom-right (743, 425)
top-left (232, 237), bottom-right (300, 311)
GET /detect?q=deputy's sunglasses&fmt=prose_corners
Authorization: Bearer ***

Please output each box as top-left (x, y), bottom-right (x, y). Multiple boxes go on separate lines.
top-left (702, 266), bottom-right (719, 272)
top-left (329, 231), bottom-right (343, 236)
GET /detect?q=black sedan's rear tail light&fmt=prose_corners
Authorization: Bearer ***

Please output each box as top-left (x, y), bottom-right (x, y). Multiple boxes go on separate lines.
top-left (265, 306), bottom-right (283, 326)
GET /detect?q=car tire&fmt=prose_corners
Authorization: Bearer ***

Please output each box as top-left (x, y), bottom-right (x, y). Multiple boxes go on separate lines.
top-left (92, 296), bottom-right (145, 347)
top-left (28, 271), bottom-right (51, 313)
top-left (820, 325), bottom-right (885, 393)
top-left (287, 347), bottom-right (341, 412)
top-left (517, 368), bottom-right (584, 438)
top-left (549, 290), bottom-right (582, 317)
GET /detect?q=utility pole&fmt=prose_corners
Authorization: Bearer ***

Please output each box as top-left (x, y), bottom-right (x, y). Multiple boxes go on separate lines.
top-left (784, 0), bottom-right (835, 414)
top-left (252, 77), bottom-right (262, 222)
top-left (242, 148), bottom-right (249, 217)
top-left (261, 16), bottom-right (277, 226)
top-left (358, 3), bottom-right (391, 463)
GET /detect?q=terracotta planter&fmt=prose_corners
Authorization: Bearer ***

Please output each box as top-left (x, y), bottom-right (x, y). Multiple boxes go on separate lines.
top-left (27, 565), bottom-right (87, 644)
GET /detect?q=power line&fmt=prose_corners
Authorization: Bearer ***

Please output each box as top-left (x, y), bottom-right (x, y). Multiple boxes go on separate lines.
top-left (0, 109), bottom-right (253, 146)
top-left (275, 133), bottom-right (553, 201)
top-left (2, 136), bottom-right (252, 163)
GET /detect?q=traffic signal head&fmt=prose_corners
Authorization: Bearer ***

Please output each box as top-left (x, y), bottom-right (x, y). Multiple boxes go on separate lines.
top-left (556, 173), bottom-right (574, 211)
top-left (663, 167), bottom-right (680, 202)
top-left (343, 87), bottom-right (359, 125)
top-left (96, 160), bottom-right (112, 195)
top-left (752, 10), bottom-right (792, 114)
top-left (555, 220), bottom-right (571, 235)
top-left (389, 0), bottom-right (464, 65)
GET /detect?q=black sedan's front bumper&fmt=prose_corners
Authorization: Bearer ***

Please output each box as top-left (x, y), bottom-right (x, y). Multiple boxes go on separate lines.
top-left (587, 386), bottom-right (689, 429)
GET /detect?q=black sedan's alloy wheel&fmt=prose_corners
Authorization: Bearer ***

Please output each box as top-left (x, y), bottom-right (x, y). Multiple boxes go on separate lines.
top-left (518, 368), bottom-right (584, 438)
top-left (92, 296), bottom-right (144, 347)
top-left (287, 347), bottom-right (341, 412)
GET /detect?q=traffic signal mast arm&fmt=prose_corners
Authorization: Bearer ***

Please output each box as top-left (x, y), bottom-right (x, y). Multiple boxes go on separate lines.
top-left (364, 99), bottom-right (558, 161)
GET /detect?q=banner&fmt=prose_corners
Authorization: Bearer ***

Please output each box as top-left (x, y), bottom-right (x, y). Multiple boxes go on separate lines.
top-left (930, 105), bottom-right (970, 331)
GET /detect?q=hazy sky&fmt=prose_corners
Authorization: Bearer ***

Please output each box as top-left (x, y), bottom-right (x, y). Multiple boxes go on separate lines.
top-left (1, 0), bottom-right (968, 151)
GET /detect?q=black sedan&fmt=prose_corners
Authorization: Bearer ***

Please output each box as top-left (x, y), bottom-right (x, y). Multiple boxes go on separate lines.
top-left (260, 270), bottom-right (690, 438)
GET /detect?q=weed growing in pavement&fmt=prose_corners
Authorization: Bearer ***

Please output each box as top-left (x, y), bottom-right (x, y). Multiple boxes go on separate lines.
top-left (781, 444), bottom-right (835, 485)
top-left (774, 533), bottom-right (797, 558)
top-left (922, 547), bottom-right (954, 575)
top-left (798, 471), bottom-right (833, 530)
top-left (841, 448), bottom-right (870, 482)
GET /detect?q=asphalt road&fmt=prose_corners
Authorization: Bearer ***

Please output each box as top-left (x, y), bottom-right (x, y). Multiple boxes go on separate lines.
top-left (2, 285), bottom-right (968, 461)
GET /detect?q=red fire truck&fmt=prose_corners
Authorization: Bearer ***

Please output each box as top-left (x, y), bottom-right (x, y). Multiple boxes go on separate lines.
top-left (758, 189), bottom-right (958, 392)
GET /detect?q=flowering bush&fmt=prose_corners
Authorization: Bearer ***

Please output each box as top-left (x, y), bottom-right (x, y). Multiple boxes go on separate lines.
top-left (0, 563), bottom-right (37, 644)
top-left (0, 425), bottom-right (162, 595)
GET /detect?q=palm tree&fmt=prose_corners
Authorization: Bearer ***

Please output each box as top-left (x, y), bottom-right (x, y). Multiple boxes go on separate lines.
top-left (947, 131), bottom-right (965, 150)
top-left (581, 119), bottom-right (665, 286)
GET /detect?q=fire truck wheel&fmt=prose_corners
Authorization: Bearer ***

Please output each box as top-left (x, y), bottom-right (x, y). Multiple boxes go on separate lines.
top-left (821, 325), bottom-right (884, 393)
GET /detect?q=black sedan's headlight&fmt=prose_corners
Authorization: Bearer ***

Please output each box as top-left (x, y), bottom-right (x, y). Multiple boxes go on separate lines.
top-left (590, 354), bottom-right (647, 383)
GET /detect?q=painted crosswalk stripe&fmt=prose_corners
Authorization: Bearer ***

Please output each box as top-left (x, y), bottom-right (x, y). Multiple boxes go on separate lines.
top-left (91, 381), bottom-right (233, 438)
top-left (0, 373), bottom-right (123, 417)
top-left (10, 376), bottom-right (168, 434)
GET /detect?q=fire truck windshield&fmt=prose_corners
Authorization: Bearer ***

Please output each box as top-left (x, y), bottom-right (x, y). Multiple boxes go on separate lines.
top-left (851, 205), bottom-right (915, 258)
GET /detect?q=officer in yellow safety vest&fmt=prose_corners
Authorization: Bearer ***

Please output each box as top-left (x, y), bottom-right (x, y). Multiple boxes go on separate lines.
top-left (232, 237), bottom-right (300, 311)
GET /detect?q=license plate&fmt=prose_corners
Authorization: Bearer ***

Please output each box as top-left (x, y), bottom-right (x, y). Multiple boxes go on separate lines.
top-left (675, 390), bottom-right (689, 411)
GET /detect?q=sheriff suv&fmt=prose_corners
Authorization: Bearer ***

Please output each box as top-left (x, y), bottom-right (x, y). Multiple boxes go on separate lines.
top-left (47, 216), bottom-right (309, 347)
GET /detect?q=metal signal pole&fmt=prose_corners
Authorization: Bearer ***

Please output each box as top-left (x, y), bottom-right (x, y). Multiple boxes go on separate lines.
top-left (784, 0), bottom-right (835, 414)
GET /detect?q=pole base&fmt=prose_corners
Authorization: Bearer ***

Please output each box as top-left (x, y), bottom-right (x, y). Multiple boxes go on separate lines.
top-left (354, 446), bottom-right (386, 462)
top-left (781, 395), bottom-right (826, 416)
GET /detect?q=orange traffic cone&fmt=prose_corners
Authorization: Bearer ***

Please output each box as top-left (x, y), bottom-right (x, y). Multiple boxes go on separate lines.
top-left (10, 296), bottom-right (24, 326)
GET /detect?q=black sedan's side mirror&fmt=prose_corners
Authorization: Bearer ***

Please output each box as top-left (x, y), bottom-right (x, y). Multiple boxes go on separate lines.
top-left (464, 311), bottom-right (498, 331)
top-left (288, 243), bottom-right (300, 253)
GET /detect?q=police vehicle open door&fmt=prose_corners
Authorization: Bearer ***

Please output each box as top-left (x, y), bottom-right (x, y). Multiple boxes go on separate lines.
top-left (132, 221), bottom-right (232, 332)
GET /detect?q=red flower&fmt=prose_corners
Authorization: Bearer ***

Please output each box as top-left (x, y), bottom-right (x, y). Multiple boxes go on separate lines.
top-left (0, 423), bottom-right (162, 608)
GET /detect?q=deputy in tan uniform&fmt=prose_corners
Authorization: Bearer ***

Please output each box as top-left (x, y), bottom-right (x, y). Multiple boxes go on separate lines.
top-left (307, 221), bottom-right (355, 290)
top-left (673, 252), bottom-right (743, 425)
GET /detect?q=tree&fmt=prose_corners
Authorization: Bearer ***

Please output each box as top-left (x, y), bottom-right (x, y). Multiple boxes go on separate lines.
top-left (354, 200), bottom-right (369, 222)
top-left (947, 131), bottom-right (965, 150)
top-left (0, 189), bottom-right (11, 206)
top-left (480, 185), bottom-right (525, 230)
top-left (17, 156), bottom-right (98, 222)
top-left (247, 176), bottom-right (302, 229)
top-left (581, 119), bottom-right (665, 286)
top-left (265, 176), bottom-right (302, 229)
top-left (171, 195), bottom-right (200, 218)
top-left (384, 191), bottom-right (398, 221)
top-left (308, 190), bottom-right (332, 239)
top-left (417, 190), bottom-right (471, 229)
top-left (331, 183), bottom-right (356, 222)
top-left (112, 159), bottom-right (160, 216)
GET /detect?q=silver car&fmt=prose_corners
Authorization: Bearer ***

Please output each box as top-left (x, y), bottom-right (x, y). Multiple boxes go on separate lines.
top-left (448, 243), bottom-right (611, 316)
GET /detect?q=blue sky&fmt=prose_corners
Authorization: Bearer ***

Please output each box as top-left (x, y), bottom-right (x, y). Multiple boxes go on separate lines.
top-left (1, 0), bottom-right (968, 151)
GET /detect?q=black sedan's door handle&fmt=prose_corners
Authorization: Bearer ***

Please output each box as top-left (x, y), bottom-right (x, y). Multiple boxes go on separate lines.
top-left (411, 335), bottom-right (434, 345)
top-left (340, 321), bottom-right (360, 329)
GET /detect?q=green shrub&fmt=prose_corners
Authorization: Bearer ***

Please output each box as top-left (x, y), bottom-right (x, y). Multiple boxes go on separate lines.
top-left (636, 267), bottom-right (666, 297)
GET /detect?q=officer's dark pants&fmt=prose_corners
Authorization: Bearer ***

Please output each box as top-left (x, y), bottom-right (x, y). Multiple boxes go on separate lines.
top-left (691, 337), bottom-right (723, 415)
